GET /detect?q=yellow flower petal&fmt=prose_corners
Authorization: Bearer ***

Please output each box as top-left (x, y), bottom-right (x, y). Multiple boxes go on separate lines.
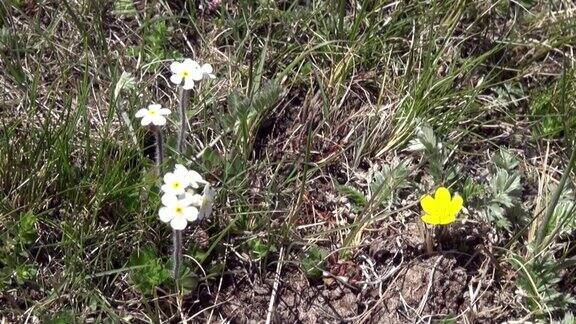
top-left (434, 186), bottom-right (451, 204)
top-left (421, 213), bottom-right (441, 225)
top-left (420, 195), bottom-right (437, 215)
top-left (450, 194), bottom-right (463, 216)
top-left (439, 213), bottom-right (456, 225)
top-left (421, 212), bottom-right (456, 225)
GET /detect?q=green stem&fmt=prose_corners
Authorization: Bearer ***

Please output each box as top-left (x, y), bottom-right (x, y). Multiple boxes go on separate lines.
top-left (173, 86), bottom-right (189, 281)
top-left (177, 87), bottom-right (190, 153)
top-left (152, 125), bottom-right (164, 175)
top-left (172, 229), bottom-right (182, 279)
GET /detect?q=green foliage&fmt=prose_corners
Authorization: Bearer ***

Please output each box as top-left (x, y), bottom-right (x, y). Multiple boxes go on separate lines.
top-left (0, 211), bottom-right (39, 289)
top-left (560, 312), bottom-right (576, 324)
top-left (513, 254), bottom-right (576, 317)
top-left (226, 81), bottom-right (283, 157)
top-left (336, 157), bottom-right (410, 212)
top-left (493, 83), bottom-right (525, 108)
top-left (247, 238), bottom-right (277, 261)
top-left (337, 184), bottom-right (367, 209)
top-left (45, 310), bottom-right (78, 324)
top-left (406, 123), bottom-right (451, 183)
top-left (480, 150), bottom-right (523, 231)
top-left (129, 246), bottom-right (170, 295)
top-left (530, 69), bottom-right (576, 139)
top-left (300, 245), bottom-right (327, 279)
top-left (462, 176), bottom-right (484, 202)
top-left (128, 19), bottom-right (179, 69)
top-left (369, 157), bottom-right (411, 207)
top-left (544, 185), bottom-right (576, 239)
top-left (113, 0), bottom-right (137, 16)
top-left (493, 149), bottom-right (519, 171)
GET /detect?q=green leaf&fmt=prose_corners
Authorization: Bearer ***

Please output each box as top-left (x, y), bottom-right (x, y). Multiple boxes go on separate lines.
top-left (337, 185), bottom-right (367, 207)
top-left (494, 149), bottom-right (519, 171)
top-left (248, 238), bottom-right (276, 260)
top-left (18, 211), bottom-right (38, 245)
top-left (370, 157), bottom-right (411, 206)
top-left (129, 246), bottom-right (170, 295)
top-left (301, 245), bottom-right (327, 279)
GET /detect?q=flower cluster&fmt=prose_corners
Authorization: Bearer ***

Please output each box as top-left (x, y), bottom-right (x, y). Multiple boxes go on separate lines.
top-left (135, 58), bottom-right (215, 125)
top-left (135, 104), bottom-right (171, 126)
top-left (132, 58), bottom-right (217, 230)
top-left (159, 164), bottom-right (215, 230)
top-left (169, 58), bottom-right (215, 90)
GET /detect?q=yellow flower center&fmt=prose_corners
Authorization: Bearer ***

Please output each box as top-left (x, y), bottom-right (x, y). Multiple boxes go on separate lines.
top-left (181, 70), bottom-right (190, 78)
top-left (175, 206), bottom-right (183, 214)
top-left (147, 110), bottom-right (158, 116)
top-left (171, 182), bottom-right (181, 189)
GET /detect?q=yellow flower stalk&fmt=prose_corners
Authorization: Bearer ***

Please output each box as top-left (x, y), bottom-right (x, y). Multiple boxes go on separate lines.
top-left (420, 186), bottom-right (463, 225)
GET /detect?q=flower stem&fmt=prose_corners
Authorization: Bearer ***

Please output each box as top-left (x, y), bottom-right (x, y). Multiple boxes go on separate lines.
top-left (152, 125), bottom-right (164, 175)
top-left (172, 229), bottom-right (182, 279)
top-left (176, 86), bottom-right (190, 154)
top-left (173, 86), bottom-right (189, 282)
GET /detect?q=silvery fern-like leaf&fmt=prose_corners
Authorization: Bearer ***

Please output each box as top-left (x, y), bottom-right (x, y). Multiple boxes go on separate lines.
top-left (490, 169), bottom-right (521, 200)
top-left (494, 149), bottom-right (519, 171)
top-left (483, 168), bottom-right (522, 230)
top-left (369, 157), bottom-right (411, 206)
top-left (406, 138), bottom-right (426, 152)
top-left (405, 124), bottom-right (440, 154)
top-left (114, 72), bottom-right (136, 100)
top-left (337, 185), bottom-right (367, 208)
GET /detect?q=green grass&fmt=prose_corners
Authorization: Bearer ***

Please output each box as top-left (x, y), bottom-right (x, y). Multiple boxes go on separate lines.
top-left (1, 0), bottom-right (576, 322)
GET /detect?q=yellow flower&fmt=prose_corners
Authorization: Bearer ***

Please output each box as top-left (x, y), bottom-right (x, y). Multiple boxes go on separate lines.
top-left (420, 186), bottom-right (463, 225)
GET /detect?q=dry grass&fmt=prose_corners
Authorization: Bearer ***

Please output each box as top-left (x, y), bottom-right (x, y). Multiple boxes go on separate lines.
top-left (1, 0), bottom-right (576, 322)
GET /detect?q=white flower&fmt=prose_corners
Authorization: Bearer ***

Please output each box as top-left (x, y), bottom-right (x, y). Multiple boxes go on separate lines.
top-left (197, 184), bottom-right (216, 220)
top-left (170, 59), bottom-right (203, 90)
top-left (200, 63), bottom-right (216, 80)
top-left (135, 104), bottom-right (171, 126)
top-left (159, 193), bottom-right (199, 230)
top-left (161, 171), bottom-right (190, 196)
top-left (174, 164), bottom-right (206, 189)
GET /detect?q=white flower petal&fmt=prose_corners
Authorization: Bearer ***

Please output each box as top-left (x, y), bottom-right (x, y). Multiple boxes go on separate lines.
top-left (183, 193), bottom-right (203, 206)
top-left (183, 207), bottom-right (199, 221)
top-left (140, 116), bottom-right (152, 126)
top-left (183, 58), bottom-right (200, 69)
top-left (170, 216), bottom-right (187, 230)
top-left (174, 164), bottom-right (189, 177)
top-left (148, 103), bottom-right (162, 111)
top-left (170, 74), bottom-right (183, 85)
top-left (161, 173), bottom-right (186, 195)
top-left (170, 61), bottom-right (181, 73)
top-left (163, 172), bottom-right (176, 184)
top-left (161, 194), bottom-right (178, 206)
top-left (182, 78), bottom-right (195, 90)
top-left (201, 63), bottom-right (213, 74)
top-left (135, 108), bottom-right (148, 118)
top-left (188, 170), bottom-right (206, 184)
top-left (159, 207), bottom-right (173, 222)
top-left (189, 68), bottom-right (203, 81)
top-left (159, 108), bottom-right (171, 115)
top-left (153, 115), bottom-right (167, 126)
